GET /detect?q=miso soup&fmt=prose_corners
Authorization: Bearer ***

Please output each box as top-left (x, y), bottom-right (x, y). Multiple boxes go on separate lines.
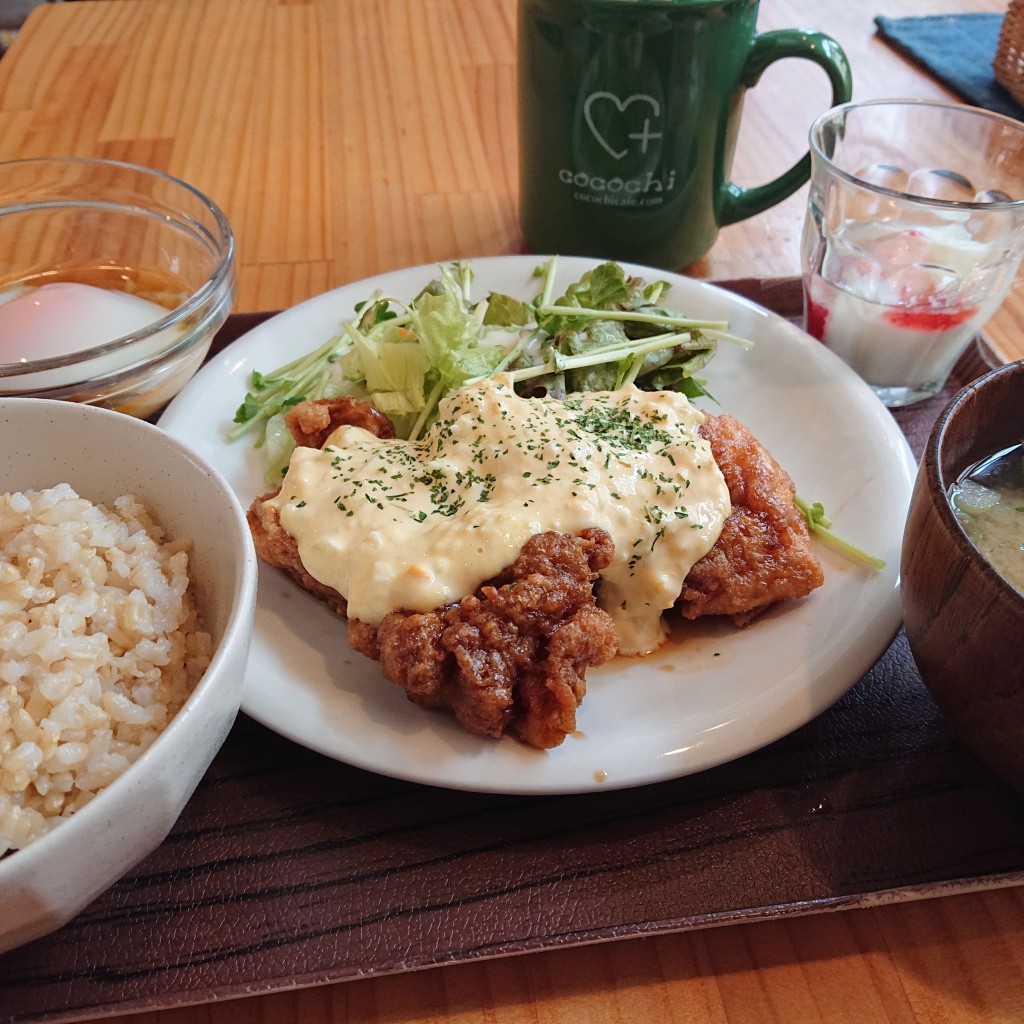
top-left (949, 443), bottom-right (1024, 596)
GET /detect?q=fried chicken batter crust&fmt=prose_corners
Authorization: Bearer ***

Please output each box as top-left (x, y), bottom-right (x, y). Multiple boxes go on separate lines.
top-left (349, 529), bottom-right (617, 749)
top-left (678, 413), bottom-right (824, 624)
top-left (247, 397), bottom-right (824, 748)
top-left (245, 397), bottom-right (397, 620)
top-left (246, 396), bottom-right (618, 748)
top-left (284, 395), bottom-right (396, 448)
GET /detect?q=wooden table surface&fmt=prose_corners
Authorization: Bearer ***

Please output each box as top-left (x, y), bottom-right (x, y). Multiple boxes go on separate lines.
top-left (3, 1), bottom-right (1024, 1022)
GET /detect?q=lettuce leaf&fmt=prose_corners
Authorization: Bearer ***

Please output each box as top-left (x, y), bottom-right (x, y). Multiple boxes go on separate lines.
top-left (231, 256), bottom-right (747, 479)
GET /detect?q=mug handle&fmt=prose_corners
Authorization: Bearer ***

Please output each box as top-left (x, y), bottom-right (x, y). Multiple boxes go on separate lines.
top-left (718, 29), bottom-right (853, 227)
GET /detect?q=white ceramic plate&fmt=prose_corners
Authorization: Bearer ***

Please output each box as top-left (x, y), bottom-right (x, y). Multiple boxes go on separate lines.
top-left (159, 255), bottom-right (917, 794)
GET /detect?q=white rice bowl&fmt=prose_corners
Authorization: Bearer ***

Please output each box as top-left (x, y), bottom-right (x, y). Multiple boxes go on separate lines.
top-left (0, 398), bottom-right (257, 953)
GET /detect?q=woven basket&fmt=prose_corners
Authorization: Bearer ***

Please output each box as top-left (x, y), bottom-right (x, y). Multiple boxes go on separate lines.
top-left (995, 0), bottom-right (1024, 107)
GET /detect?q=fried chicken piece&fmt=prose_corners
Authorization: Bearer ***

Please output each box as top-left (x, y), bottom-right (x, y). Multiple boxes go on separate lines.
top-left (247, 396), bottom-right (396, 618)
top-left (284, 396), bottom-right (396, 449)
top-left (677, 413), bottom-right (824, 625)
top-left (247, 493), bottom-right (350, 618)
top-left (349, 529), bottom-right (618, 749)
top-left (248, 395), bottom-right (820, 750)
top-left (249, 394), bottom-right (617, 747)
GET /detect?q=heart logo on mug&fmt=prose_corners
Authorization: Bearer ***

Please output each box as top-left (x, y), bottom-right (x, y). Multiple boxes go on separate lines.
top-left (583, 92), bottom-right (663, 160)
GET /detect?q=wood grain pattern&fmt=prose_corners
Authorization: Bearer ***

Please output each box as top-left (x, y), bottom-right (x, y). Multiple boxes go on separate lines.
top-left (1, 0), bottom-right (1020, 361)
top-left (1, 2), bottom-right (1024, 1023)
top-left (55, 891), bottom-right (1024, 1024)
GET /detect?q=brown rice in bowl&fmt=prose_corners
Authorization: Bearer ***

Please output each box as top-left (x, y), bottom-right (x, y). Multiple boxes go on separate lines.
top-left (0, 396), bottom-right (256, 955)
top-left (0, 483), bottom-right (213, 853)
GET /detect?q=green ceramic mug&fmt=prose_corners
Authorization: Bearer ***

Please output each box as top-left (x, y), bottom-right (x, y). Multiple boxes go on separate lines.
top-left (518, 0), bottom-right (853, 269)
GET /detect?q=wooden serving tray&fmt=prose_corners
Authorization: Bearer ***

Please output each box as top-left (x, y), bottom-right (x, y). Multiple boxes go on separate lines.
top-left (3, 280), bottom-right (1023, 1024)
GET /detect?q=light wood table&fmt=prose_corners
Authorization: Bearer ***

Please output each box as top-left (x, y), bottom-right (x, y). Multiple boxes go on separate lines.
top-left (3, 2), bottom-right (1024, 1022)
top-left (1, 0), bottom-right (1021, 360)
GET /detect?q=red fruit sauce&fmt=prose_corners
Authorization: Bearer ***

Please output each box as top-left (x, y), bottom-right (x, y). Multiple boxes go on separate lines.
top-left (883, 304), bottom-right (977, 331)
top-left (804, 297), bottom-right (829, 341)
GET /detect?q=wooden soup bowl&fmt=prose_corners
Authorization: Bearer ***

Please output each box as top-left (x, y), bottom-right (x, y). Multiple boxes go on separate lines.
top-left (902, 358), bottom-right (1024, 792)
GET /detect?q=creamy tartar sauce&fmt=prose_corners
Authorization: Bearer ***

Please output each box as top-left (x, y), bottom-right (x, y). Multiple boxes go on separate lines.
top-left (270, 376), bottom-right (731, 655)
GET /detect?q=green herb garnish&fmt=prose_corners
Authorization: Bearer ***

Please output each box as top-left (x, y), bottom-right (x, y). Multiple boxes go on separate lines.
top-left (795, 496), bottom-right (886, 570)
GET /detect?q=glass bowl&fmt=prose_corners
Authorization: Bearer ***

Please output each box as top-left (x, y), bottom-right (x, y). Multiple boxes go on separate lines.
top-left (0, 157), bottom-right (235, 417)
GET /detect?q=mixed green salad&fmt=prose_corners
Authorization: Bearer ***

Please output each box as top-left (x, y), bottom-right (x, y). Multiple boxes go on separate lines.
top-left (230, 256), bottom-right (749, 483)
top-left (230, 255), bottom-right (883, 569)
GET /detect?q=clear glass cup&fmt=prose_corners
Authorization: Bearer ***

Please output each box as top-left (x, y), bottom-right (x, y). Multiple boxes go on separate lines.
top-left (801, 100), bottom-right (1024, 407)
